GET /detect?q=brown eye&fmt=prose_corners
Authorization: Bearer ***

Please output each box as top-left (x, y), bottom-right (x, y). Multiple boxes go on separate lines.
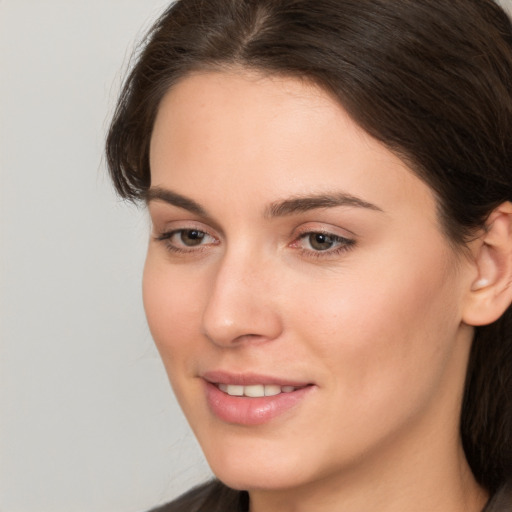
top-left (179, 230), bottom-right (206, 246)
top-left (156, 227), bottom-right (217, 254)
top-left (308, 233), bottom-right (336, 251)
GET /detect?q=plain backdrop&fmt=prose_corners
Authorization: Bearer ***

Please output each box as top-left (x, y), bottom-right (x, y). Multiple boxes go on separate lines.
top-left (0, 1), bottom-right (212, 511)
top-left (1, 1), bottom-right (512, 511)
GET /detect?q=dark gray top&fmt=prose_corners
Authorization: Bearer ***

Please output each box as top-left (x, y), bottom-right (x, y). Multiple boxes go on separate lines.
top-left (483, 479), bottom-right (512, 512)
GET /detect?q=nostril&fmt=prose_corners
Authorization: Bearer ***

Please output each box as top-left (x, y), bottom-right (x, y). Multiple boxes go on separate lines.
top-left (201, 305), bottom-right (283, 347)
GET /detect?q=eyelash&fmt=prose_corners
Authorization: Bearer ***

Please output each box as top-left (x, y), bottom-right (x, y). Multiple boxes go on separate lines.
top-left (155, 229), bottom-right (218, 255)
top-left (154, 228), bottom-right (356, 259)
top-left (293, 231), bottom-right (356, 259)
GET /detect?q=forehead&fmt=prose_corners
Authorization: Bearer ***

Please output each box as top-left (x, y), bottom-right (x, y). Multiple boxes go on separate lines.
top-left (150, 70), bottom-right (351, 164)
top-left (149, 70), bottom-right (437, 224)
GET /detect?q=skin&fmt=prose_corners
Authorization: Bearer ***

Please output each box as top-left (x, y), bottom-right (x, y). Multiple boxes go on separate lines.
top-left (144, 71), bottom-right (489, 512)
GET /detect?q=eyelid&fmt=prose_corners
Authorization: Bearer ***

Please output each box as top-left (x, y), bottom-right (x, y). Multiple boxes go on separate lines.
top-left (292, 221), bottom-right (357, 240)
top-left (148, 203), bottom-right (225, 238)
top-left (158, 228), bottom-right (217, 243)
top-left (151, 219), bottom-right (216, 237)
top-left (291, 231), bottom-right (354, 248)
top-left (152, 220), bottom-right (220, 254)
top-left (289, 223), bottom-right (357, 258)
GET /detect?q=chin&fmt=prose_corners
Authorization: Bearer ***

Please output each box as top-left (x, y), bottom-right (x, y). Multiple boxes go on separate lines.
top-left (213, 460), bottom-right (310, 492)
top-left (198, 431), bottom-right (322, 492)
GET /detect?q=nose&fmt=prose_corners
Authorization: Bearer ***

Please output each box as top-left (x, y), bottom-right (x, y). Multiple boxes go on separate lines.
top-left (201, 250), bottom-right (283, 347)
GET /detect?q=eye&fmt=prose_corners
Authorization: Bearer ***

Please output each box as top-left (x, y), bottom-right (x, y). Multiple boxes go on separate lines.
top-left (156, 228), bottom-right (217, 253)
top-left (306, 233), bottom-right (339, 251)
top-left (175, 229), bottom-right (208, 247)
top-left (293, 230), bottom-right (355, 257)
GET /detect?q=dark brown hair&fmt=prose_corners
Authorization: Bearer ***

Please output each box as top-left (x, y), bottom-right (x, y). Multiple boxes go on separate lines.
top-left (106, 0), bottom-right (512, 502)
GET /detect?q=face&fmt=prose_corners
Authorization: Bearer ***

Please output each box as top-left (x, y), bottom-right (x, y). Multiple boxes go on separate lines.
top-left (145, 71), bottom-right (475, 494)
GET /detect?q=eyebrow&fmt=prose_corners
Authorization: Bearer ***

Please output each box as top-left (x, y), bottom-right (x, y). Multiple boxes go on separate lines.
top-left (145, 186), bottom-right (383, 217)
top-left (145, 187), bottom-right (208, 216)
top-left (266, 192), bottom-right (383, 217)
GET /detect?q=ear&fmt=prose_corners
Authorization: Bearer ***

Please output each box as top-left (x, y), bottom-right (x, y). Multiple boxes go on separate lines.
top-left (463, 202), bottom-right (512, 326)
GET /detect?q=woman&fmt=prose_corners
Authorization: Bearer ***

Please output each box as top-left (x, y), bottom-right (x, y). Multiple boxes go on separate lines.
top-left (106, 0), bottom-right (512, 510)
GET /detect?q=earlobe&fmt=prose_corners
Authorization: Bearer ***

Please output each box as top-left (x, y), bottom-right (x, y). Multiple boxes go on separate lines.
top-left (462, 202), bottom-right (512, 326)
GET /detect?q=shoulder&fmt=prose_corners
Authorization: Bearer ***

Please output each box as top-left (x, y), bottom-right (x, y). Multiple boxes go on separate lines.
top-left (146, 480), bottom-right (247, 512)
top-left (484, 478), bottom-right (512, 512)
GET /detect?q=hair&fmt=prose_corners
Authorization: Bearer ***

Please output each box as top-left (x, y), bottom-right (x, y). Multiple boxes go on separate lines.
top-left (106, 0), bottom-right (512, 505)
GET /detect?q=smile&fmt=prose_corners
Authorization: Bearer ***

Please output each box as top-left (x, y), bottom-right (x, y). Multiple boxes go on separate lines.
top-left (203, 373), bottom-right (315, 425)
top-left (217, 383), bottom-right (301, 397)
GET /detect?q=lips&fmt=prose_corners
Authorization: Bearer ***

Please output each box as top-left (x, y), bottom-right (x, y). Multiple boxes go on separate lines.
top-left (202, 370), bottom-right (311, 387)
top-left (202, 371), bottom-right (314, 425)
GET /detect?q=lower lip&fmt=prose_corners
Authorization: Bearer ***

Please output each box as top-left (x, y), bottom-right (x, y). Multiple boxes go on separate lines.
top-left (204, 381), bottom-right (313, 426)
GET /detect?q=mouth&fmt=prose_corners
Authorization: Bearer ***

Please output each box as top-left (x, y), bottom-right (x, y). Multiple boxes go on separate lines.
top-left (216, 383), bottom-right (307, 397)
top-left (202, 372), bottom-right (315, 425)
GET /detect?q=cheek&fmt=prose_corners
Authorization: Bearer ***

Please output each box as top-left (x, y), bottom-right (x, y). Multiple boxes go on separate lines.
top-left (142, 255), bottom-right (217, 422)
top-left (289, 251), bottom-right (462, 411)
top-left (142, 255), bottom-right (206, 365)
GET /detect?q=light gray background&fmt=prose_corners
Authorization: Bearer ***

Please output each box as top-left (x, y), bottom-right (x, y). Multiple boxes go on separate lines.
top-left (1, 1), bottom-right (212, 511)
top-left (2, 1), bottom-right (512, 511)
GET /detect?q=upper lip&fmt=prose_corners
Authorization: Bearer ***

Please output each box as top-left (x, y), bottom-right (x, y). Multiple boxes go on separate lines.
top-left (202, 370), bottom-right (312, 387)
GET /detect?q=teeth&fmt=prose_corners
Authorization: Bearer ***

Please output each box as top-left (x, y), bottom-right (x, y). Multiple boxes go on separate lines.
top-left (264, 385), bottom-right (281, 396)
top-left (244, 384), bottom-right (265, 397)
top-left (226, 384), bottom-right (244, 396)
top-left (218, 383), bottom-right (298, 397)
